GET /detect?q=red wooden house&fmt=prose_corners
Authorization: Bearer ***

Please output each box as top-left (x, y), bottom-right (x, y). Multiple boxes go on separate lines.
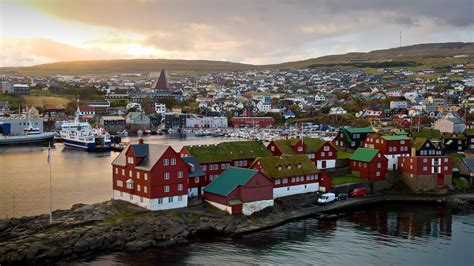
top-left (203, 167), bottom-right (274, 215)
top-left (267, 137), bottom-right (338, 169)
top-left (112, 140), bottom-right (190, 210)
top-left (349, 147), bottom-right (388, 180)
top-left (398, 156), bottom-right (453, 191)
top-left (362, 134), bottom-right (411, 170)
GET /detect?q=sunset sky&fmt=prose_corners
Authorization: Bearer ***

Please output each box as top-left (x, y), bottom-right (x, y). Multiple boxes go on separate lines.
top-left (0, 0), bottom-right (473, 67)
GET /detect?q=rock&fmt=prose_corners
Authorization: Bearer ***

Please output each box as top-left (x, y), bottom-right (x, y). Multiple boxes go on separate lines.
top-left (73, 239), bottom-right (90, 254)
top-left (223, 223), bottom-right (236, 234)
top-left (25, 242), bottom-right (48, 260)
top-left (125, 240), bottom-right (155, 252)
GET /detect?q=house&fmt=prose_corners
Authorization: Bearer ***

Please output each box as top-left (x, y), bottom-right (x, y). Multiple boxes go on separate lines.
top-left (231, 117), bottom-right (275, 128)
top-left (155, 103), bottom-right (166, 114)
top-left (180, 141), bottom-right (272, 189)
top-left (333, 127), bottom-right (375, 150)
top-left (44, 105), bottom-right (66, 118)
top-left (111, 141), bottom-right (190, 210)
top-left (464, 128), bottom-right (474, 150)
top-left (434, 117), bottom-right (466, 134)
top-left (399, 156), bottom-right (452, 191)
top-left (412, 138), bottom-right (443, 156)
top-left (362, 135), bottom-right (411, 170)
top-left (329, 107), bottom-right (347, 115)
top-left (99, 116), bottom-right (126, 133)
top-left (390, 101), bottom-right (408, 109)
top-left (203, 167), bottom-right (274, 215)
top-left (12, 84), bottom-right (29, 95)
top-left (442, 133), bottom-right (467, 152)
top-left (182, 156), bottom-right (206, 197)
top-left (126, 112), bottom-right (151, 131)
top-left (457, 158), bottom-right (474, 187)
top-left (251, 155), bottom-right (320, 198)
top-left (349, 148), bottom-right (388, 181)
top-left (283, 109), bottom-right (296, 119)
top-left (185, 115), bottom-right (228, 128)
top-left (78, 106), bottom-right (95, 119)
top-left (164, 112), bottom-right (186, 129)
top-left (267, 137), bottom-right (337, 169)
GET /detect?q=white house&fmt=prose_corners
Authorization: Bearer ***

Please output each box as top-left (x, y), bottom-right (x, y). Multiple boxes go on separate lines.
top-left (155, 103), bottom-right (166, 114)
top-left (329, 107), bottom-right (347, 115)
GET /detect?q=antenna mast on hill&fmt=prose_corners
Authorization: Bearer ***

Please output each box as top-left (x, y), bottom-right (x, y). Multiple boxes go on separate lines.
top-left (399, 31), bottom-right (402, 48)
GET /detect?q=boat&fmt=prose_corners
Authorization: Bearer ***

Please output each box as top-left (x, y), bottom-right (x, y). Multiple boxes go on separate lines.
top-left (0, 112), bottom-right (56, 145)
top-left (60, 108), bottom-right (111, 152)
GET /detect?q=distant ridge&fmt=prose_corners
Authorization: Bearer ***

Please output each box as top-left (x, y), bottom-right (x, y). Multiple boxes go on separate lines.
top-left (1, 42), bottom-right (472, 75)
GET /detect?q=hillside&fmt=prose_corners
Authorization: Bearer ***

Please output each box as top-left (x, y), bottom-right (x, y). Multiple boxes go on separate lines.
top-left (1, 42), bottom-right (473, 75)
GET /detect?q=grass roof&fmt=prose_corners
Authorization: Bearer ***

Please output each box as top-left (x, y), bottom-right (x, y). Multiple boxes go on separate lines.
top-left (203, 167), bottom-right (257, 196)
top-left (381, 135), bottom-right (410, 141)
top-left (254, 155), bottom-right (319, 179)
top-left (273, 138), bottom-right (326, 154)
top-left (187, 140), bottom-right (271, 164)
top-left (349, 147), bottom-right (379, 162)
top-left (412, 137), bottom-right (429, 150)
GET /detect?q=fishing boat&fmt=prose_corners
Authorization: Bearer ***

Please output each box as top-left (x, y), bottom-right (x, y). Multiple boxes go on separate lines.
top-left (60, 108), bottom-right (111, 152)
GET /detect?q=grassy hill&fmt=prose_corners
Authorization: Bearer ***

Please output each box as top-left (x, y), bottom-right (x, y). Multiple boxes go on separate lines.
top-left (1, 42), bottom-right (473, 75)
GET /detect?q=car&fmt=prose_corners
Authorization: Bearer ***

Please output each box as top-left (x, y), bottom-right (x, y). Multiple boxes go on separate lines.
top-left (336, 193), bottom-right (348, 201)
top-left (350, 187), bottom-right (369, 197)
top-left (317, 193), bottom-right (336, 204)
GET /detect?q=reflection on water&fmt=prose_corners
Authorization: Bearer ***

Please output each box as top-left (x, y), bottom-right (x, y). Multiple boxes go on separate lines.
top-left (0, 135), bottom-right (236, 218)
top-left (87, 204), bottom-right (474, 266)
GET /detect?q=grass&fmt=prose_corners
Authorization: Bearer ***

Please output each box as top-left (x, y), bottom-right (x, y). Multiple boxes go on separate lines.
top-left (0, 93), bottom-right (23, 109)
top-left (447, 153), bottom-right (463, 163)
top-left (452, 178), bottom-right (470, 190)
top-left (337, 150), bottom-right (353, 159)
top-left (23, 95), bottom-right (71, 108)
top-left (189, 214), bottom-right (200, 224)
top-left (104, 211), bottom-right (135, 224)
top-left (332, 174), bottom-right (367, 186)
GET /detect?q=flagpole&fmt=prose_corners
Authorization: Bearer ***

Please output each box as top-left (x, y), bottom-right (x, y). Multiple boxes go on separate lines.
top-left (48, 142), bottom-right (53, 224)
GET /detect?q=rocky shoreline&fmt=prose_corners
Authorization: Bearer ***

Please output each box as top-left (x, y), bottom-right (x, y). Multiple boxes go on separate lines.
top-left (1, 192), bottom-right (473, 265)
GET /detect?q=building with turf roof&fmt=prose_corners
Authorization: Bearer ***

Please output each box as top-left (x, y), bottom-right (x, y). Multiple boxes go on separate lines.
top-left (442, 133), bottom-right (467, 152)
top-left (203, 167), bottom-right (274, 215)
top-left (333, 127), bottom-right (375, 150)
top-left (267, 137), bottom-right (337, 169)
top-left (112, 140), bottom-right (190, 211)
top-left (411, 137), bottom-right (443, 156)
top-left (363, 134), bottom-right (411, 170)
top-left (349, 147), bottom-right (388, 180)
top-left (180, 140), bottom-right (272, 189)
top-left (251, 155), bottom-right (320, 198)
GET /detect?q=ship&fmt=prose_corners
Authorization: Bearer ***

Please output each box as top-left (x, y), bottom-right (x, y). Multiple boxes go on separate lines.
top-left (0, 111), bottom-right (56, 145)
top-left (60, 108), bottom-right (111, 152)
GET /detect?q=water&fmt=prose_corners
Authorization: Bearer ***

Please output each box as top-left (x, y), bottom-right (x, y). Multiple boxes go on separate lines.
top-left (88, 204), bottom-right (474, 265)
top-left (0, 135), bottom-right (233, 218)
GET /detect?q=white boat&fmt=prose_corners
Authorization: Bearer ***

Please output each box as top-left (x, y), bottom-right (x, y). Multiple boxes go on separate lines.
top-left (0, 112), bottom-right (56, 146)
top-left (60, 108), bottom-right (111, 152)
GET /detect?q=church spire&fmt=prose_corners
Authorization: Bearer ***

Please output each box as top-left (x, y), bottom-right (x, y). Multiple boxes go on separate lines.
top-left (154, 68), bottom-right (169, 90)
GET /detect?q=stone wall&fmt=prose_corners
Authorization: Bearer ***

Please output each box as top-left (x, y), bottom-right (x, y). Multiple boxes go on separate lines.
top-left (242, 200), bottom-right (274, 216)
top-left (401, 173), bottom-right (453, 192)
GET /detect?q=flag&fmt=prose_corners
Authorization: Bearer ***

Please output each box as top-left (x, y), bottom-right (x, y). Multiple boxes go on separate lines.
top-left (47, 142), bottom-right (51, 164)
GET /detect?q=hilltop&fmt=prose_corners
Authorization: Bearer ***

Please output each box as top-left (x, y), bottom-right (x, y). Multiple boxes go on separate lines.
top-left (1, 42), bottom-right (473, 75)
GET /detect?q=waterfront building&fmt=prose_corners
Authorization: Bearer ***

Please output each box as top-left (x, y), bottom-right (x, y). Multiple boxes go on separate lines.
top-left (185, 115), bottom-right (228, 128)
top-left (362, 135), bottom-right (411, 170)
top-left (203, 167), bottom-right (274, 215)
top-left (126, 112), bottom-right (151, 131)
top-left (349, 147), bottom-right (388, 181)
top-left (333, 127), bottom-right (375, 150)
top-left (155, 103), bottom-right (166, 114)
top-left (182, 156), bottom-right (206, 197)
top-left (251, 155), bottom-right (320, 198)
top-left (78, 106), bottom-right (95, 120)
top-left (112, 141), bottom-right (189, 210)
top-left (267, 137), bottom-right (337, 169)
top-left (398, 156), bottom-right (452, 191)
top-left (231, 117), bottom-right (275, 128)
top-left (99, 116), bottom-right (126, 133)
top-left (164, 112), bottom-right (186, 129)
top-left (0, 117), bottom-right (44, 135)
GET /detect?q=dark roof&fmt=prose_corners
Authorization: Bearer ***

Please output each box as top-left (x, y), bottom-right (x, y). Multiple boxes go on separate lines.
top-left (253, 155), bottom-right (319, 179)
top-left (182, 156), bottom-right (205, 177)
top-left (154, 69), bottom-right (169, 90)
top-left (461, 158), bottom-right (474, 172)
top-left (112, 144), bottom-right (170, 171)
top-left (203, 167), bottom-right (257, 196)
top-left (130, 144), bottom-right (148, 157)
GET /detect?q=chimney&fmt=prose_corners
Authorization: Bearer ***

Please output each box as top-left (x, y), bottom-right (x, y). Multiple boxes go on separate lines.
top-left (138, 138), bottom-right (144, 144)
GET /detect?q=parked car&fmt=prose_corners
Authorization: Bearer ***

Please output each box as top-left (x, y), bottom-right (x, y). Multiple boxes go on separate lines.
top-left (336, 193), bottom-right (348, 201)
top-left (350, 187), bottom-right (369, 197)
top-left (318, 193), bottom-right (336, 204)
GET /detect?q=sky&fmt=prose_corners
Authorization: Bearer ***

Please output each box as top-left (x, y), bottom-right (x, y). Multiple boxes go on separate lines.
top-left (0, 0), bottom-right (473, 67)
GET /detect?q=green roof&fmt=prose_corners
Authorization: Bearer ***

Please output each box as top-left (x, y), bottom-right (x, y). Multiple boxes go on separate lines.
top-left (203, 167), bottom-right (257, 196)
top-left (273, 138), bottom-right (326, 154)
top-left (350, 148), bottom-right (379, 162)
top-left (187, 141), bottom-right (272, 164)
top-left (253, 155), bottom-right (319, 179)
top-left (448, 117), bottom-right (464, 124)
top-left (345, 127), bottom-right (375, 134)
top-left (412, 137), bottom-right (429, 150)
top-left (394, 131), bottom-right (408, 135)
top-left (381, 135), bottom-right (410, 141)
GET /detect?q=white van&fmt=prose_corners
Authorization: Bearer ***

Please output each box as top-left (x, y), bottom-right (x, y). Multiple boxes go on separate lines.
top-left (317, 193), bottom-right (336, 204)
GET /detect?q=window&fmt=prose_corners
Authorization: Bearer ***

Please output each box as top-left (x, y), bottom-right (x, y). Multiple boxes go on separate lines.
top-left (144, 186), bottom-right (147, 193)
top-left (126, 179), bottom-right (134, 189)
top-left (116, 180), bottom-right (123, 187)
top-left (144, 173), bottom-right (148, 180)
top-left (444, 166), bottom-right (448, 171)
top-left (157, 198), bottom-right (163, 204)
top-left (202, 165), bottom-right (207, 171)
top-left (377, 163), bottom-right (381, 168)
top-left (122, 169), bottom-right (125, 175)
top-left (178, 195), bottom-right (183, 201)
top-left (282, 178), bottom-right (288, 184)
top-left (114, 167), bottom-right (118, 174)
top-left (328, 152), bottom-right (332, 156)
top-left (221, 163), bottom-right (226, 169)
top-left (423, 158), bottom-right (428, 163)
top-left (169, 197), bottom-right (174, 203)
top-left (177, 171), bottom-right (183, 178)
top-left (376, 172), bottom-right (380, 176)
top-left (195, 176), bottom-right (200, 183)
top-left (164, 185), bottom-right (170, 192)
top-left (275, 179), bottom-right (281, 185)
top-left (444, 158), bottom-right (448, 163)
top-left (163, 159), bottom-right (169, 166)
top-left (321, 152), bottom-right (325, 157)
top-left (178, 184), bottom-right (183, 191)
top-left (423, 166), bottom-right (427, 171)
top-left (137, 184), bottom-right (141, 192)
top-left (136, 172), bottom-right (140, 179)
top-left (164, 172), bottom-right (170, 180)
top-left (298, 146), bottom-right (303, 152)
top-left (129, 170), bottom-right (132, 177)
top-left (171, 158), bottom-right (176, 165)
top-left (271, 146), bottom-right (275, 151)
top-left (324, 146), bottom-right (330, 151)
top-left (400, 140), bottom-right (405, 145)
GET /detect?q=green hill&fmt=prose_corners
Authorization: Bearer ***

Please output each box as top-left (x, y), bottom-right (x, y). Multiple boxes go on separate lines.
top-left (1, 42), bottom-right (472, 75)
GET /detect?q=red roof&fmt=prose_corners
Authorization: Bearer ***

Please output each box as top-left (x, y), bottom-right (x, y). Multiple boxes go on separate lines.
top-left (154, 69), bottom-right (169, 90)
top-left (44, 104), bottom-right (63, 110)
top-left (79, 106), bottom-right (95, 112)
